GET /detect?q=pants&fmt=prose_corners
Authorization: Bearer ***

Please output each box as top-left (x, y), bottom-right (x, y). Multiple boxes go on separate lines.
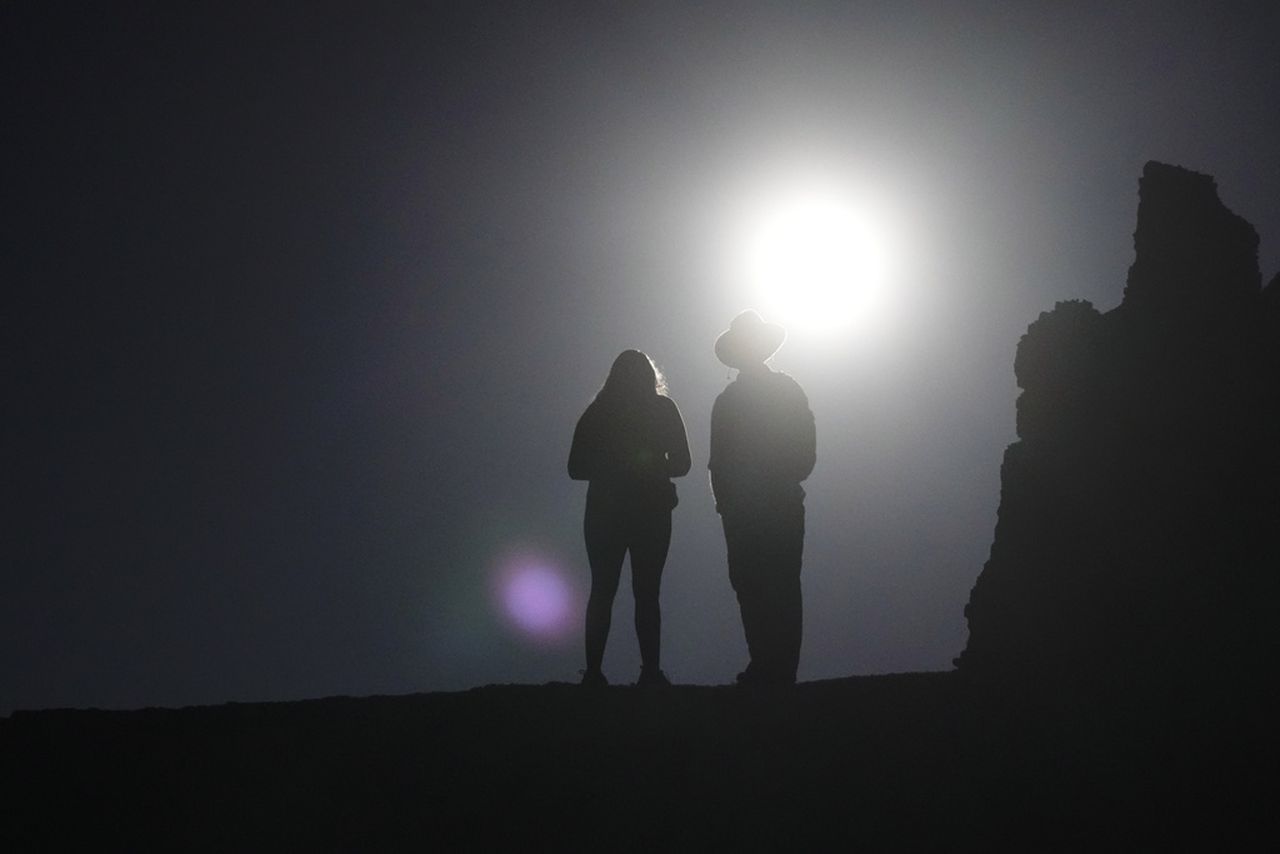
top-left (584, 498), bottom-right (672, 672)
top-left (722, 503), bottom-right (805, 682)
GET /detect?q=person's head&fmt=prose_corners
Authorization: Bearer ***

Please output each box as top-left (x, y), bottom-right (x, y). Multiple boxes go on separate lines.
top-left (598, 349), bottom-right (666, 401)
top-left (714, 310), bottom-right (786, 370)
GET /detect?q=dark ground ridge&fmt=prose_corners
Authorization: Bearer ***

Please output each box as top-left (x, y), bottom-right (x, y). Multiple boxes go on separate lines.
top-left (3, 671), bottom-right (1272, 850)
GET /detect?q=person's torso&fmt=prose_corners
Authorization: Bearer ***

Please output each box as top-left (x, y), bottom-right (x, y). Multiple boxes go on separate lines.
top-left (584, 398), bottom-right (677, 509)
top-left (711, 372), bottom-right (811, 509)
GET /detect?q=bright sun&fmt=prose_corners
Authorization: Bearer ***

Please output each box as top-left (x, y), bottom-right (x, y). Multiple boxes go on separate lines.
top-left (739, 188), bottom-right (889, 335)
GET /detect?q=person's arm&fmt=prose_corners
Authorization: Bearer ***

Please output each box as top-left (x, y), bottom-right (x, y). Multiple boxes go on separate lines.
top-left (567, 407), bottom-right (596, 481)
top-left (663, 398), bottom-right (692, 478)
top-left (708, 393), bottom-right (727, 513)
top-left (791, 385), bottom-right (817, 482)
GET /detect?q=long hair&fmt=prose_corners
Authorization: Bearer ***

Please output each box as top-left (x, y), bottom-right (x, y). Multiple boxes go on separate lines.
top-left (595, 349), bottom-right (667, 403)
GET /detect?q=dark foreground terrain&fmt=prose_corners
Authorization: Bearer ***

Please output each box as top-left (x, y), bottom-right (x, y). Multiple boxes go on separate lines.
top-left (3, 672), bottom-right (1272, 851)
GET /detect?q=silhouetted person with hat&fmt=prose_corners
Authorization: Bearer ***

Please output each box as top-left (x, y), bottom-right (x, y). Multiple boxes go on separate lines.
top-left (710, 311), bottom-right (816, 686)
top-left (569, 350), bottom-right (691, 688)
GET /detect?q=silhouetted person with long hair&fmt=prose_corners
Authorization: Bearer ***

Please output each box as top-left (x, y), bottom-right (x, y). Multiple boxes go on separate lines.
top-left (569, 350), bottom-right (691, 687)
top-left (710, 311), bottom-right (816, 686)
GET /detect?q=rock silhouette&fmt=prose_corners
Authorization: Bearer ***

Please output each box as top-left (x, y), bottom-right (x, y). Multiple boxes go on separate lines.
top-left (957, 161), bottom-right (1280, 695)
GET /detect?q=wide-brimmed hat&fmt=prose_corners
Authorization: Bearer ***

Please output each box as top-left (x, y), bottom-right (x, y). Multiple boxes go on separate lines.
top-left (714, 310), bottom-right (786, 369)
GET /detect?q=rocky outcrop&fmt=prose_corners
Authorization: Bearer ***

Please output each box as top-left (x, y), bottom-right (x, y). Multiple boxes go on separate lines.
top-left (957, 162), bottom-right (1280, 689)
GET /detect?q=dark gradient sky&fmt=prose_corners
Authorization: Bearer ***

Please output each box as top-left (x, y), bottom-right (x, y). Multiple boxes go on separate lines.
top-left (5, 2), bottom-right (1279, 713)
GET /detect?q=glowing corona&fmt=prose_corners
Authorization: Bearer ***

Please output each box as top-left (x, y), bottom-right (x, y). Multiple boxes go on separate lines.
top-left (735, 181), bottom-right (894, 337)
top-left (497, 560), bottom-right (576, 640)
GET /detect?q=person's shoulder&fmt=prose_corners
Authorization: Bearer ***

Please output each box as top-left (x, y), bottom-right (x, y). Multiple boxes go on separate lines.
top-left (713, 378), bottom-right (745, 406)
top-left (710, 382), bottom-right (738, 424)
top-left (653, 393), bottom-right (685, 421)
top-left (763, 368), bottom-right (803, 390)
top-left (576, 398), bottom-right (607, 429)
top-left (765, 367), bottom-right (797, 383)
top-left (768, 370), bottom-right (810, 403)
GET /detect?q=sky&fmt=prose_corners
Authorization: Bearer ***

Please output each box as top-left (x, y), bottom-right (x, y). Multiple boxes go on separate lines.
top-left (5, 1), bottom-right (1279, 713)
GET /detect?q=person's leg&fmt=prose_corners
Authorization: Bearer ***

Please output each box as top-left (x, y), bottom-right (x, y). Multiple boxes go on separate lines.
top-left (584, 502), bottom-right (627, 677)
top-left (630, 510), bottom-right (673, 672)
top-left (731, 505), bottom-right (804, 684)
top-left (771, 504), bottom-right (806, 683)
top-left (724, 513), bottom-right (768, 677)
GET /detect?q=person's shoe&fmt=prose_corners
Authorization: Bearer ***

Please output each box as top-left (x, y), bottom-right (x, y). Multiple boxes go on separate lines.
top-left (736, 665), bottom-right (794, 688)
top-left (636, 667), bottom-right (671, 688)
top-left (580, 669), bottom-right (608, 688)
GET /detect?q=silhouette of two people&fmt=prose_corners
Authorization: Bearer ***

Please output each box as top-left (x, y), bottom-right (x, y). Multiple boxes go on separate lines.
top-left (568, 312), bottom-right (814, 687)
top-left (568, 350), bottom-right (691, 687)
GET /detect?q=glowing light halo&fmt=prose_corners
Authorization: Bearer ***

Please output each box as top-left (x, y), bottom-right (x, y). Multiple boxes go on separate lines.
top-left (735, 182), bottom-right (893, 337)
top-left (492, 554), bottom-right (579, 643)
